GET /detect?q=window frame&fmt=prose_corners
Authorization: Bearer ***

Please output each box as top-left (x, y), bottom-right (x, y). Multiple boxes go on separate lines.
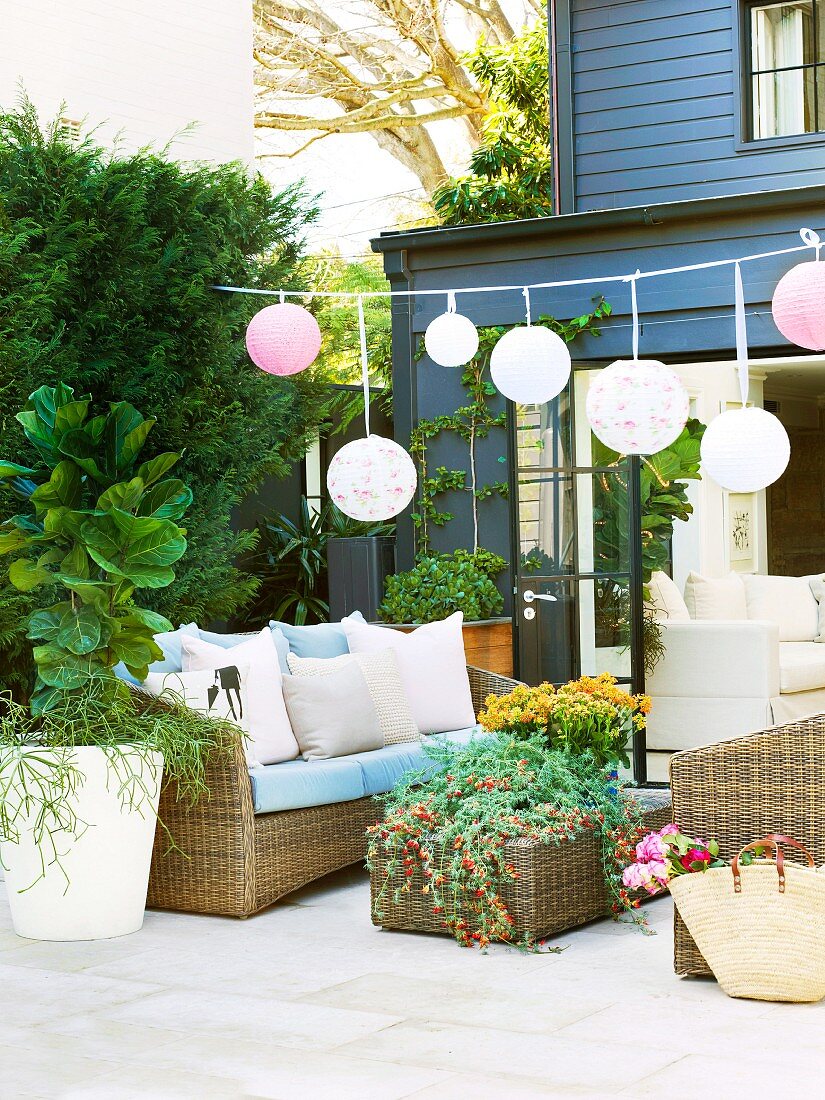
top-left (735, 0), bottom-right (825, 149)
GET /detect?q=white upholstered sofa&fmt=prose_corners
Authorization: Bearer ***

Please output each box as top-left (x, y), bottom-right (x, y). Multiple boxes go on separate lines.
top-left (645, 569), bottom-right (825, 778)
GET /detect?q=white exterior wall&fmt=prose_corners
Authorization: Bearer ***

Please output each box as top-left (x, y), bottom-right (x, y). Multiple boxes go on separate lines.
top-left (0, 0), bottom-right (253, 164)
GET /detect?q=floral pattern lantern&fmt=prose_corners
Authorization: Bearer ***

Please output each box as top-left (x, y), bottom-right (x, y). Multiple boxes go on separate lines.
top-left (586, 359), bottom-right (689, 455)
top-left (327, 435), bottom-right (417, 521)
top-left (245, 302), bottom-right (322, 376)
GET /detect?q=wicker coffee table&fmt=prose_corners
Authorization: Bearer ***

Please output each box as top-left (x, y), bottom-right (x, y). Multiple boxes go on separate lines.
top-left (370, 790), bottom-right (671, 942)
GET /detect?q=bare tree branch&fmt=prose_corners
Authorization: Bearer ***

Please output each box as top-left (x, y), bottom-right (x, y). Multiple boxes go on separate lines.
top-left (253, 0), bottom-right (536, 190)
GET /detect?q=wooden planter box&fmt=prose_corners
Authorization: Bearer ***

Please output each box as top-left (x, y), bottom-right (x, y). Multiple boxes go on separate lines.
top-left (370, 799), bottom-right (671, 942)
top-left (385, 617), bottom-right (513, 678)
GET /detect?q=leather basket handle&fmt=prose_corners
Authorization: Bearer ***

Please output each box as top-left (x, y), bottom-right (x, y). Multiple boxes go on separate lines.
top-left (732, 834), bottom-right (815, 894)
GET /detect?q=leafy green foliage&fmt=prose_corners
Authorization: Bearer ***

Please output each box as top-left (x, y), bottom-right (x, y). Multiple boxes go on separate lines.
top-left (412, 302), bottom-right (612, 554)
top-left (0, 383), bottom-right (190, 711)
top-left (591, 419), bottom-right (706, 583)
top-left (0, 101), bottom-right (326, 692)
top-left (368, 733), bottom-right (647, 948)
top-left (0, 679), bottom-right (239, 889)
top-left (590, 419), bottom-right (705, 673)
top-left (378, 550), bottom-right (504, 624)
top-left (248, 496), bottom-right (392, 626)
top-left (433, 18), bottom-right (553, 226)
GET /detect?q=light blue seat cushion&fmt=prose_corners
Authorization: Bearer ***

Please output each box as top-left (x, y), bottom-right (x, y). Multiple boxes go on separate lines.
top-left (270, 611), bottom-right (364, 659)
top-left (249, 757), bottom-right (365, 814)
top-left (114, 622), bottom-right (199, 686)
top-left (248, 725), bottom-right (489, 813)
top-left (196, 625), bottom-right (290, 674)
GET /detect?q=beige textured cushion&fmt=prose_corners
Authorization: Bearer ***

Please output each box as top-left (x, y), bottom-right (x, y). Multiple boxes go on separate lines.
top-left (778, 642), bottom-right (825, 693)
top-left (743, 574), bottom-right (818, 642)
top-left (684, 572), bottom-right (747, 620)
top-left (282, 663), bottom-right (383, 760)
top-left (809, 575), bottom-right (825, 642)
top-left (287, 649), bottom-right (420, 745)
top-left (646, 571), bottom-right (690, 622)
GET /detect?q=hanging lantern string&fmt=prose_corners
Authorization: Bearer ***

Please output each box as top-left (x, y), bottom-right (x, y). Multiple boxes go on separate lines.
top-left (523, 286), bottom-right (532, 326)
top-left (214, 227), bottom-right (822, 300)
top-left (734, 261), bottom-right (750, 408)
top-left (625, 270), bottom-right (641, 360)
top-left (358, 295), bottom-right (371, 438)
top-left (800, 226), bottom-right (822, 261)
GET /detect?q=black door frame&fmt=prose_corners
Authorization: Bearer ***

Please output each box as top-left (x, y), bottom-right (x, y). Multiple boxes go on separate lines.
top-left (508, 367), bottom-right (648, 783)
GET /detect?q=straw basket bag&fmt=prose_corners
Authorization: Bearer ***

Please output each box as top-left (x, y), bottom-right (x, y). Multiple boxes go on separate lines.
top-left (669, 834), bottom-right (825, 1003)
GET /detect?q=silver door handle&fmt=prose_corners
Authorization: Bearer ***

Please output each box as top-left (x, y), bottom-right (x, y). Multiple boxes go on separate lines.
top-left (523, 590), bottom-right (557, 603)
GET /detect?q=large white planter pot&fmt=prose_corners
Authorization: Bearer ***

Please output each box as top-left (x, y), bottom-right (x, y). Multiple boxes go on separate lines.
top-left (1, 745), bottom-right (163, 941)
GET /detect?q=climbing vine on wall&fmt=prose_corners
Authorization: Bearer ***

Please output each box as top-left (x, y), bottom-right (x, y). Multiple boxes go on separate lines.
top-left (410, 301), bottom-right (613, 556)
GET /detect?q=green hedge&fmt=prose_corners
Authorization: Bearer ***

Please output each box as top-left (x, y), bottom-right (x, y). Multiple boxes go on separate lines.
top-left (0, 102), bottom-right (325, 697)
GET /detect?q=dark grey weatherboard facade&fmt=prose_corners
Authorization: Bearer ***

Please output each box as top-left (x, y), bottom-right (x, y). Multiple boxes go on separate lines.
top-left (554, 0), bottom-right (825, 213)
top-left (373, 185), bottom-right (825, 575)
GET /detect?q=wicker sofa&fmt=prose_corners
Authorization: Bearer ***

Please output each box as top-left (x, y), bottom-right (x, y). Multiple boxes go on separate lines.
top-left (147, 665), bottom-right (518, 918)
top-left (670, 714), bottom-right (825, 977)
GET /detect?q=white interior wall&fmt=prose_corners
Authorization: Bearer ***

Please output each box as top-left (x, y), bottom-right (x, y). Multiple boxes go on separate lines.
top-left (672, 362), bottom-right (767, 585)
top-left (0, 0), bottom-right (253, 164)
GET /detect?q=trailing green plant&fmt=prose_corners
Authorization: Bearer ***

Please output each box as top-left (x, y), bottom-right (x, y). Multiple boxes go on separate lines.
top-left (378, 550), bottom-right (505, 624)
top-left (411, 302), bottom-right (612, 555)
top-left (0, 101), bottom-right (326, 692)
top-left (368, 733), bottom-right (648, 949)
top-left (0, 680), bottom-right (239, 890)
top-left (247, 496), bottom-right (393, 626)
top-left (0, 382), bottom-right (190, 711)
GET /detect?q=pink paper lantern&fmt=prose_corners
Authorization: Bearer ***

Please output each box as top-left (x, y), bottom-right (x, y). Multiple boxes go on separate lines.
top-left (772, 261), bottom-right (825, 351)
top-left (245, 303), bottom-right (322, 376)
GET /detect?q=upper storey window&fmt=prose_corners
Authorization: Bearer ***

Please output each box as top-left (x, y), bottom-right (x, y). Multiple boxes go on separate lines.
top-left (748, 1), bottom-right (825, 138)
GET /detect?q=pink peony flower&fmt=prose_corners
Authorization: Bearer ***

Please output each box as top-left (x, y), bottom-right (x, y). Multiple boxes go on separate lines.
top-left (635, 832), bottom-right (668, 863)
top-left (622, 862), bottom-right (653, 890)
top-left (659, 823), bottom-right (679, 836)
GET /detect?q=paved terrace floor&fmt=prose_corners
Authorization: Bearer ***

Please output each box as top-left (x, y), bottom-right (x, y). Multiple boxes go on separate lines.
top-left (1, 868), bottom-right (823, 1098)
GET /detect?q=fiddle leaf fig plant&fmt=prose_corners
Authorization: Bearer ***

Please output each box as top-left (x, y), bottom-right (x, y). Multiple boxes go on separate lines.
top-left (0, 383), bottom-right (192, 712)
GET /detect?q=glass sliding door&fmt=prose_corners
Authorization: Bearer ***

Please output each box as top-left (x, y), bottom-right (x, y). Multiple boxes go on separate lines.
top-left (512, 368), bottom-right (646, 778)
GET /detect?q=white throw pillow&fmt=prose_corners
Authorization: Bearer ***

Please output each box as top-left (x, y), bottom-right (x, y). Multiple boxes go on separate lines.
top-left (181, 627), bottom-right (299, 766)
top-left (646, 572), bottom-right (690, 622)
top-left (341, 611), bottom-right (475, 735)
top-left (287, 649), bottom-right (420, 745)
top-left (683, 572), bottom-right (747, 621)
top-left (142, 668), bottom-right (252, 759)
top-left (742, 574), bottom-right (819, 642)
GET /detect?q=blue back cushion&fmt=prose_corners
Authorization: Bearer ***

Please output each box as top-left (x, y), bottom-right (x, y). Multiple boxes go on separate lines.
top-left (269, 612), bottom-right (364, 659)
top-left (114, 622), bottom-right (199, 685)
top-left (197, 626), bottom-right (290, 674)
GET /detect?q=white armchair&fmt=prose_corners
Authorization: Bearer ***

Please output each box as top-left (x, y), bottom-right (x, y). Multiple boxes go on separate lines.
top-left (646, 620), bottom-right (779, 753)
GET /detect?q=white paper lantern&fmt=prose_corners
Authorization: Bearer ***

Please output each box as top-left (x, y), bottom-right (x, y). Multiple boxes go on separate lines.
top-left (327, 435), bottom-right (417, 521)
top-left (700, 406), bottom-right (790, 493)
top-left (425, 311), bottom-right (479, 367)
top-left (585, 359), bottom-right (689, 455)
top-left (490, 326), bottom-right (572, 404)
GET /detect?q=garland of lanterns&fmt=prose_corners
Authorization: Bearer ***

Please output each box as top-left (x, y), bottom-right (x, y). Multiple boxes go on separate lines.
top-left (230, 227), bottom-right (821, 520)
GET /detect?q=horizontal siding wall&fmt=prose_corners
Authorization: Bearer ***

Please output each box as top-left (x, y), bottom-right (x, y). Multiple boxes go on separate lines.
top-left (572, 0), bottom-right (825, 209)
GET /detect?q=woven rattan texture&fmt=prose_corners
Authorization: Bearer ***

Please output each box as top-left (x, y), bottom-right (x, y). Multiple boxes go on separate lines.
top-left (370, 804), bottom-right (671, 941)
top-left (147, 666), bottom-right (522, 917)
top-left (670, 716), bottom-right (825, 977)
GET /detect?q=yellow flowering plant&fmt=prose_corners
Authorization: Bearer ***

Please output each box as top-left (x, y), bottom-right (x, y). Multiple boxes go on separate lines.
top-left (477, 674), bottom-right (651, 768)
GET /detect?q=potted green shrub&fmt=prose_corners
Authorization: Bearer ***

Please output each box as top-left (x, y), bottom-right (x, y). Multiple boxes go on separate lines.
top-left (377, 548), bottom-right (513, 675)
top-left (0, 383), bottom-right (226, 940)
